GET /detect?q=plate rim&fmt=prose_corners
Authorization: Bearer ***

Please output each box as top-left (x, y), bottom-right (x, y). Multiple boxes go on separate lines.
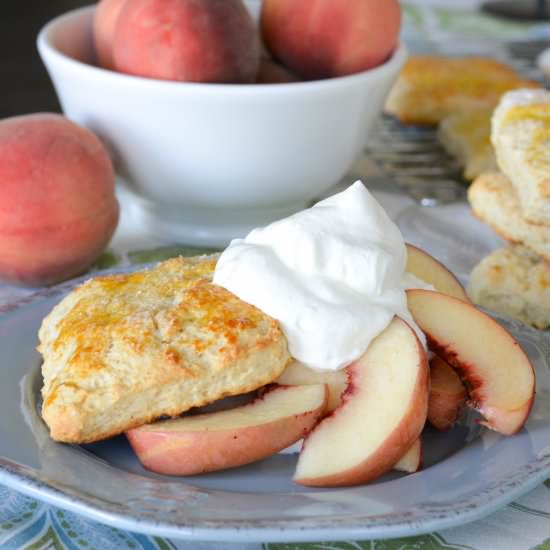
top-left (2, 449), bottom-right (550, 542)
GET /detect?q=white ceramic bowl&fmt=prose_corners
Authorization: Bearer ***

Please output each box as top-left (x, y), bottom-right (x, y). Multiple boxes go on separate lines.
top-left (37, 4), bottom-right (406, 247)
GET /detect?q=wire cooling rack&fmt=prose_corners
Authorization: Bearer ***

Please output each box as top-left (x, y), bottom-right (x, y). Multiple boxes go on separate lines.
top-left (362, 40), bottom-right (549, 206)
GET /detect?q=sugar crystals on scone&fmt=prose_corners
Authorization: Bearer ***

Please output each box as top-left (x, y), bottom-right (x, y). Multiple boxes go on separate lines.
top-left (492, 88), bottom-right (550, 225)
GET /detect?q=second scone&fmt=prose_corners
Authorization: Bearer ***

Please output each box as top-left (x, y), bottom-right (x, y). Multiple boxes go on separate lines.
top-left (468, 245), bottom-right (550, 329)
top-left (468, 171), bottom-right (550, 261)
top-left (437, 107), bottom-right (497, 181)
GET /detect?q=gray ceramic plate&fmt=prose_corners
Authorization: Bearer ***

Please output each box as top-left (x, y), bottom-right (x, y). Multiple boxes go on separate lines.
top-left (1, 259), bottom-right (550, 543)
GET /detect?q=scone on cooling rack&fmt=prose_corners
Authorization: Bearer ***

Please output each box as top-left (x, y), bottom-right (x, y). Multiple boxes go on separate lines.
top-left (38, 255), bottom-right (291, 444)
top-left (468, 171), bottom-right (550, 261)
top-left (492, 88), bottom-right (550, 225)
top-left (468, 245), bottom-right (550, 329)
top-left (384, 55), bottom-right (539, 126)
top-left (437, 108), bottom-right (497, 181)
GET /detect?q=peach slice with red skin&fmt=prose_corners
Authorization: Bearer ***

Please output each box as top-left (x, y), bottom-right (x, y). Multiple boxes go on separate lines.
top-left (275, 361), bottom-right (347, 413)
top-left (277, 362), bottom-right (422, 474)
top-left (405, 244), bottom-right (470, 303)
top-left (126, 383), bottom-right (327, 476)
top-left (428, 355), bottom-right (467, 431)
top-left (407, 289), bottom-right (535, 435)
top-left (405, 246), bottom-right (470, 431)
top-left (294, 317), bottom-right (429, 487)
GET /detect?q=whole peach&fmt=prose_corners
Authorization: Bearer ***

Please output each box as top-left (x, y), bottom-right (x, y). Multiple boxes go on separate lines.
top-left (0, 113), bottom-right (119, 286)
top-left (261, 0), bottom-right (401, 80)
top-left (93, 0), bottom-right (128, 70)
top-left (113, 0), bottom-right (261, 83)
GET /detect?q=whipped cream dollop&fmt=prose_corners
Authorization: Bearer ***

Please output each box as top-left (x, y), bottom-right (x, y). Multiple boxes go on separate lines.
top-left (213, 181), bottom-right (426, 371)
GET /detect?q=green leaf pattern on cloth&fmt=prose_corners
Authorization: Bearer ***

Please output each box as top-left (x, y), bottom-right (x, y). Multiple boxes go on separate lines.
top-left (263, 533), bottom-right (475, 550)
top-left (90, 250), bottom-right (122, 271)
top-left (0, 487), bottom-right (175, 550)
top-left (401, 1), bottom-right (532, 40)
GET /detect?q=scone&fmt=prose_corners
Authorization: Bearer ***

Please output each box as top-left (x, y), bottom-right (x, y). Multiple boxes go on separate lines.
top-left (492, 88), bottom-right (550, 225)
top-left (468, 245), bottom-right (550, 329)
top-left (38, 255), bottom-right (291, 444)
top-left (384, 55), bottom-right (540, 126)
top-left (437, 108), bottom-right (497, 180)
top-left (468, 171), bottom-right (550, 261)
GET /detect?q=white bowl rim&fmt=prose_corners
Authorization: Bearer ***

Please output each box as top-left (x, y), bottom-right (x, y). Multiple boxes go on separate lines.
top-left (37, 4), bottom-right (408, 96)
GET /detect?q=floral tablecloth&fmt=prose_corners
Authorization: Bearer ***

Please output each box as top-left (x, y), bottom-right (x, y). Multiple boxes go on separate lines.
top-left (3, 2), bottom-right (550, 549)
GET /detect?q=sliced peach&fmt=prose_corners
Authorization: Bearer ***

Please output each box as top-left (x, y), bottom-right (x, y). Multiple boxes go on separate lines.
top-left (275, 361), bottom-right (347, 412)
top-left (126, 383), bottom-right (327, 475)
top-left (294, 317), bottom-right (429, 487)
top-left (428, 355), bottom-right (467, 431)
top-left (407, 289), bottom-right (535, 435)
top-left (406, 244), bottom-right (470, 302)
top-left (394, 438), bottom-right (422, 473)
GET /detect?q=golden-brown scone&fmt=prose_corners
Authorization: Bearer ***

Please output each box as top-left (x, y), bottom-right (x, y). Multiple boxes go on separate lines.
top-left (492, 88), bottom-right (550, 225)
top-left (384, 55), bottom-right (540, 126)
top-left (468, 171), bottom-right (550, 261)
top-left (468, 245), bottom-right (550, 329)
top-left (437, 108), bottom-right (497, 180)
top-left (38, 255), bottom-right (291, 444)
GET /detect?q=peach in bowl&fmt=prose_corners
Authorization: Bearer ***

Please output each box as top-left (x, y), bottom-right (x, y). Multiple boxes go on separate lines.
top-left (37, 2), bottom-right (406, 247)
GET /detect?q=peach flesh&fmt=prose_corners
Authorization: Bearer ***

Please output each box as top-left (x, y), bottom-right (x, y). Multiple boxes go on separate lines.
top-left (126, 384), bottom-right (328, 475)
top-left (407, 289), bottom-right (535, 435)
top-left (294, 317), bottom-right (429, 487)
top-left (405, 243), bottom-right (470, 303)
top-left (428, 356), bottom-right (467, 431)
